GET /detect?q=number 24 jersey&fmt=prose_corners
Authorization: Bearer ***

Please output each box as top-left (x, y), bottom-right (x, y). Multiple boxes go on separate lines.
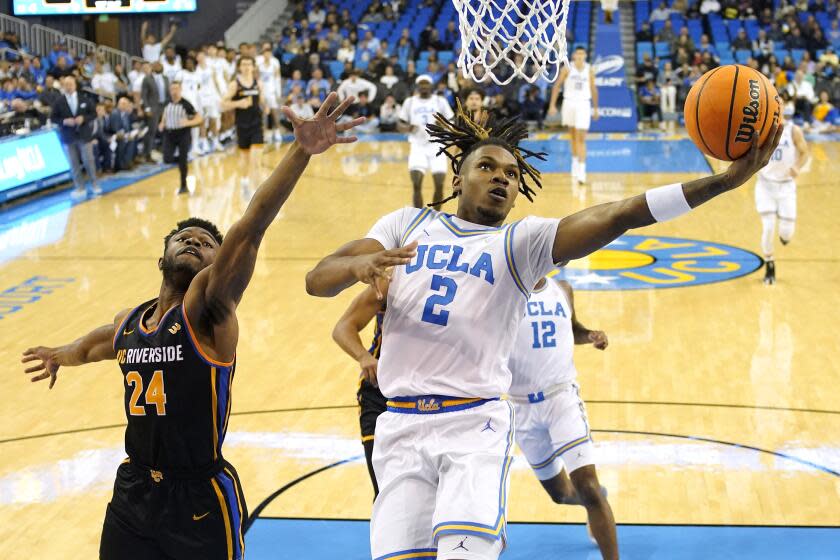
top-left (366, 207), bottom-right (560, 399)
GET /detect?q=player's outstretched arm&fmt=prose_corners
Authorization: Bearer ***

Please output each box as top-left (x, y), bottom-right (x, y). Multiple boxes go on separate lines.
top-left (306, 239), bottom-right (417, 298)
top-left (160, 23), bottom-right (177, 47)
top-left (551, 124), bottom-right (783, 264)
top-left (197, 93), bottom-right (365, 310)
top-left (21, 309), bottom-right (130, 389)
top-left (332, 283), bottom-right (388, 386)
top-left (558, 281), bottom-right (608, 349)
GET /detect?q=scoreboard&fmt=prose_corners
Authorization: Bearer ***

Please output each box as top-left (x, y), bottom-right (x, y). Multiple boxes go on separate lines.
top-left (13, 0), bottom-right (197, 15)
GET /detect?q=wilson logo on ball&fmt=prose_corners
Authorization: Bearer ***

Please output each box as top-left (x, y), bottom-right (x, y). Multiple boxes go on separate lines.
top-left (735, 79), bottom-right (761, 144)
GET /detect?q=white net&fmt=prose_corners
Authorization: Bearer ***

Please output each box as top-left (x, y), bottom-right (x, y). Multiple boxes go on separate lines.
top-left (453, 0), bottom-right (572, 85)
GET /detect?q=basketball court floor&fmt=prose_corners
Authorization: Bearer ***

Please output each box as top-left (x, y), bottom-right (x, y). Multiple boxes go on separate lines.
top-left (1, 132), bottom-right (839, 558)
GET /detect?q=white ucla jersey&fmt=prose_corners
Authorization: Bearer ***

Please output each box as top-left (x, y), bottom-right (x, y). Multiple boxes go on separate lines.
top-left (366, 207), bottom-right (560, 398)
top-left (508, 278), bottom-right (577, 396)
top-left (399, 95), bottom-right (454, 147)
top-left (257, 56), bottom-right (280, 92)
top-left (197, 65), bottom-right (218, 99)
top-left (759, 125), bottom-right (796, 182)
top-left (564, 62), bottom-right (591, 102)
top-left (161, 58), bottom-right (182, 83)
top-left (180, 69), bottom-right (200, 104)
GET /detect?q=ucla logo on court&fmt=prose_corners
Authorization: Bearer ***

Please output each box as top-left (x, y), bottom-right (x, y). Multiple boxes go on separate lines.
top-left (418, 398), bottom-right (441, 412)
top-left (551, 235), bottom-right (761, 291)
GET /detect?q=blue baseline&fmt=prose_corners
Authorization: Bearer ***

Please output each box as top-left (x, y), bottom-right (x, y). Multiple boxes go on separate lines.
top-left (246, 518), bottom-right (840, 560)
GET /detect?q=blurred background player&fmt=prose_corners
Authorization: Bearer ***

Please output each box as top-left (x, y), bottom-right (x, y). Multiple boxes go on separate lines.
top-left (257, 43), bottom-right (283, 145)
top-left (397, 74), bottom-right (454, 209)
top-left (332, 283), bottom-right (389, 498)
top-left (548, 46), bottom-right (598, 185)
top-left (177, 57), bottom-right (203, 159)
top-left (755, 114), bottom-right (809, 284)
top-left (222, 55), bottom-right (268, 192)
top-left (507, 276), bottom-right (617, 559)
top-left (159, 81), bottom-right (203, 194)
top-left (196, 50), bottom-right (223, 153)
top-left (140, 21), bottom-right (177, 63)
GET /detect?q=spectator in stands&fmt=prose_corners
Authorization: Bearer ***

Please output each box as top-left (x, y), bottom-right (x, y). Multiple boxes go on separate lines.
top-left (819, 46), bottom-right (839, 67)
top-left (307, 68), bottom-right (331, 98)
top-left (656, 20), bottom-right (678, 45)
top-left (379, 94), bottom-right (399, 132)
top-left (520, 86), bottom-right (545, 128)
top-left (650, 1), bottom-right (673, 21)
top-left (753, 29), bottom-right (775, 63)
top-left (92, 63), bottom-right (120, 98)
top-left (108, 96), bottom-right (141, 171)
top-left (93, 102), bottom-right (114, 173)
top-left (380, 65), bottom-right (400, 90)
top-left (812, 90), bottom-right (839, 131)
top-left (787, 70), bottom-right (818, 120)
top-left (337, 39), bottom-right (356, 65)
top-left (636, 53), bottom-right (658, 86)
top-left (53, 76), bottom-right (100, 197)
top-left (700, 51), bottom-right (720, 69)
top-left (49, 57), bottom-right (73, 80)
top-left (285, 69), bottom-right (306, 97)
top-left (362, 31), bottom-right (382, 59)
top-left (140, 61), bottom-right (170, 162)
top-left (368, 49), bottom-right (391, 79)
top-left (48, 42), bottom-right (73, 68)
top-left (140, 21), bottom-right (177, 63)
top-left (337, 69), bottom-right (377, 102)
top-left (445, 62), bottom-right (460, 93)
top-left (697, 34), bottom-right (716, 56)
top-left (112, 63), bottom-right (130, 95)
top-left (700, 0), bottom-right (721, 14)
top-left (658, 60), bottom-right (678, 132)
top-left (3, 98), bottom-right (44, 132)
top-left (310, 2), bottom-right (327, 25)
top-left (404, 60), bottom-right (418, 86)
top-left (732, 29), bottom-right (752, 51)
top-left (442, 21), bottom-right (459, 51)
top-left (639, 78), bottom-right (662, 128)
top-left (636, 22), bottom-right (653, 43)
top-left (808, 28), bottom-right (829, 57)
top-left (434, 80), bottom-right (455, 105)
top-left (38, 74), bottom-right (62, 111)
top-left (672, 27), bottom-right (695, 55)
top-left (351, 91), bottom-right (379, 133)
top-left (787, 27), bottom-right (808, 50)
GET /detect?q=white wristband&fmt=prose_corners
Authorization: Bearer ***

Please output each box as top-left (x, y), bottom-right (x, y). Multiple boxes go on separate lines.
top-left (645, 183), bottom-right (691, 222)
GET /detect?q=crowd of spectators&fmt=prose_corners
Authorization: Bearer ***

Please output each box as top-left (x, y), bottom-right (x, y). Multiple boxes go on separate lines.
top-left (635, 0), bottom-right (840, 131)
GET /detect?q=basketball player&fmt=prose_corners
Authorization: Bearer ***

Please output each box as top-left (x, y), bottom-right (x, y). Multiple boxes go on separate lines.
top-left (332, 283), bottom-right (389, 497)
top-left (178, 57), bottom-right (204, 159)
top-left (508, 276), bottom-right (617, 559)
top-left (306, 102), bottom-right (781, 560)
top-left (257, 43), bottom-right (283, 144)
top-left (222, 56), bottom-right (268, 190)
top-left (398, 74), bottom-right (455, 209)
top-left (548, 46), bottom-right (598, 185)
top-left (197, 50), bottom-right (223, 153)
top-left (21, 92), bottom-right (364, 560)
top-left (755, 114), bottom-right (808, 284)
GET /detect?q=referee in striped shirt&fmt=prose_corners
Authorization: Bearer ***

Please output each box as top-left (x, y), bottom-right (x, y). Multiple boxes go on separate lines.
top-left (159, 81), bottom-right (203, 194)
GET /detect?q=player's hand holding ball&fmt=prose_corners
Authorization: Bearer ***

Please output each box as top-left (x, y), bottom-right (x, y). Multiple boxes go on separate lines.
top-left (281, 91), bottom-right (366, 155)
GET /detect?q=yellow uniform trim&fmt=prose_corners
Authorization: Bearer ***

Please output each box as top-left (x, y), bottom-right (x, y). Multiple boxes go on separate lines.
top-left (385, 400), bottom-right (416, 409)
top-left (211, 367), bottom-right (219, 461)
top-left (182, 302), bottom-right (235, 367)
top-left (223, 467), bottom-right (246, 556)
top-left (210, 478), bottom-right (233, 560)
top-left (385, 552), bottom-right (437, 560)
top-left (361, 435), bottom-right (375, 443)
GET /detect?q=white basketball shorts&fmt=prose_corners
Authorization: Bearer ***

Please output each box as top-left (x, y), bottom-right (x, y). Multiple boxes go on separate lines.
top-left (511, 382), bottom-right (595, 480)
top-left (408, 143), bottom-right (449, 175)
top-left (370, 397), bottom-right (514, 560)
top-left (262, 86), bottom-right (280, 110)
top-left (755, 176), bottom-right (797, 220)
top-left (200, 95), bottom-right (221, 120)
top-left (561, 99), bottom-right (592, 130)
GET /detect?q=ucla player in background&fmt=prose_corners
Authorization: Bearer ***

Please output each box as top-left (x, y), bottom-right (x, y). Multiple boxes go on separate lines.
top-left (332, 283), bottom-right (390, 497)
top-left (508, 276), bottom-right (617, 559)
top-left (306, 102), bottom-right (781, 560)
top-left (398, 74), bottom-right (455, 209)
top-left (21, 93), bottom-right (365, 560)
top-left (547, 46), bottom-right (598, 185)
top-left (755, 113), bottom-right (808, 284)
top-left (257, 43), bottom-right (283, 145)
top-left (196, 50), bottom-right (223, 153)
top-left (178, 56), bottom-right (204, 159)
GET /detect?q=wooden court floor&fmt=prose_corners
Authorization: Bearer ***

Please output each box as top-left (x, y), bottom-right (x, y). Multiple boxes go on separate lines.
top-left (1, 137), bottom-right (838, 558)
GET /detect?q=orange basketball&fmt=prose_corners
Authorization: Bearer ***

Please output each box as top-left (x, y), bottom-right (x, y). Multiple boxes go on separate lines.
top-left (684, 65), bottom-right (781, 161)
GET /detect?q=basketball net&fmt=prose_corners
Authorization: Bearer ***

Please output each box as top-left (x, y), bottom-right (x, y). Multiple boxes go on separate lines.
top-left (453, 0), bottom-right (571, 85)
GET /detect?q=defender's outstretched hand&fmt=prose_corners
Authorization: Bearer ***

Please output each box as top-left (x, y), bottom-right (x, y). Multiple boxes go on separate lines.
top-left (22, 347), bottom-right (61, 389)
top-left (281, 92), bottom-right (366, 155)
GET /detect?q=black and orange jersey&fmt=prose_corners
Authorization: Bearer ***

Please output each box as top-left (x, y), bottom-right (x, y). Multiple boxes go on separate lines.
top-left (233, 77), bottom-right (262, 129)
top-left (113, 298), bottom-right (235, 472)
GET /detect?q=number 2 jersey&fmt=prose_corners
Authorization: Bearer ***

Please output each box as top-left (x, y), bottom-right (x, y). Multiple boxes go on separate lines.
top-left (507, 278), bottom-right (577, 397)
top-left (366, 207), bottom-right (560, 398)
top-left (113, 299), bottom-right (235, 471)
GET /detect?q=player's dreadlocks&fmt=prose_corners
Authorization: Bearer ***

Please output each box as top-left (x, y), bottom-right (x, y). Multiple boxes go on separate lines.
top-left (164, 217), bottom-right (224, 249)
top-left (425, 98), bottom-right (547, 207)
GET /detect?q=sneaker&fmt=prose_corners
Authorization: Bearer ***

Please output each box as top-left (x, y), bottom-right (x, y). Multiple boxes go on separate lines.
top-left (70, 187), bottom-right (87, 199)
top-left (186, 175), bottom-right (197, 194)
top-left (213, 139), bottom-right (224, 152)
top-left (763, 260), bottom-right (776, 285)
top-left (178, 185), bottom-right (189, 195)
top-left (273, 130), bottom-right (283, 145)
top-left (90, 184), bottom-right (103, 196)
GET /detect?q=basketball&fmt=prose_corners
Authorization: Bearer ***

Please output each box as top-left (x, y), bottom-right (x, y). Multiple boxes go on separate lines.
top-left (684, 65), bottom-right (782, 161)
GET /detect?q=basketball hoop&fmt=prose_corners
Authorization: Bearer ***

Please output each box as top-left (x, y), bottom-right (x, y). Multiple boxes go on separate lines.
top-left (453, 0), bottom-right (572, 85)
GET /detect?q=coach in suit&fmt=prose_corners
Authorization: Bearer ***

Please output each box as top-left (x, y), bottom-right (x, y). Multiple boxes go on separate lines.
top-left (52, 75), bottom-right (100, 196)
top-left (140, 61), bottom-right (170, 161)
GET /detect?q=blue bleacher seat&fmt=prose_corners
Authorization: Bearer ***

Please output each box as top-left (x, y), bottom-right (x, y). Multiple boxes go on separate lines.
top-left (655, 41), bottom-right (671, 56)
top-left (791, 48), bottom-right (806, 64)
top-left (328, 60), bottom-right (344, 81)
top-left (726, 20), bottom-right (742, 40)
top-left (735, 49), bottom-right (752, 63)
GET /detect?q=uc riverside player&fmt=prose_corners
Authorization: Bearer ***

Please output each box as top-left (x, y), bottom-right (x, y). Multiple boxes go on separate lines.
top-left (307, 103), bottom-right (781, 560)
top-left (21, 93), bottom-right (365, 560)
